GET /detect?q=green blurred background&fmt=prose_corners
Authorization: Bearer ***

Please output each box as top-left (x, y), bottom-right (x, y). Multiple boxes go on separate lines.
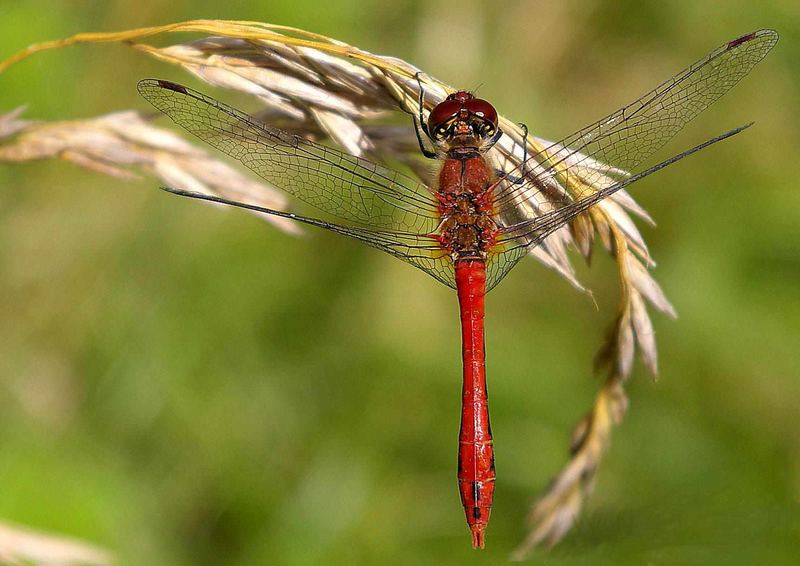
top-left (1, 1), bottom-right (798, 564)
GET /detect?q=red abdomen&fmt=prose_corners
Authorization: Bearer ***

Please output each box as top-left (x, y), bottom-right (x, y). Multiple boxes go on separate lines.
top-left (454, 258), bottom-right (494, 548)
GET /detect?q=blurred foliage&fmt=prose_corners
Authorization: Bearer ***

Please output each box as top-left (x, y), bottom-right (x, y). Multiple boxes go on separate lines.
top-left (1, 1), bottom-right (799, 564)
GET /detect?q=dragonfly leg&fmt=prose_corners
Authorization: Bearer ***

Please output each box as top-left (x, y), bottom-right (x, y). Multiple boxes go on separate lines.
top-left (494, 123), bottom-right (528, 184)
top-left (413, 116), bottom-right (438, 159)
top-left (518, 122), bottom-right (529, 165)
top-left (495, 170), bottom-right (522, 184)
top-left (413, 72), bottom-right (438, 159)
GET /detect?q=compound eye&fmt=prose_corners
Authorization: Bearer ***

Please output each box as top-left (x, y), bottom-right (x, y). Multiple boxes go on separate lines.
top-left (464, 98), bottom-right (498, 127)
top-left (427, 98), bottom-right (461, 139)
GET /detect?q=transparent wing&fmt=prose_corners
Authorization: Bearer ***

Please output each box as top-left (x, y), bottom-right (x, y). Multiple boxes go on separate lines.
top-left (138, 79), bottom-right (440, 234)
top-left (496, 29), bottom-right (777, 209)
top-left (138, 79), bottom-right (457, 287)
top-left (485, 244), bottom-right (528, 292)
top-left (497, 124), bottom-right (749, 250)
top-left (490, 29), bottom-right (777, 278)
top-left (162, 188), bottom-right (457, 288)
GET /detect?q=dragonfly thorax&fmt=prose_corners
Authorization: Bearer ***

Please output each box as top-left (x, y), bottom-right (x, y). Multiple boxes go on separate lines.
top-left (436, 156), bottom-right (499, 258)
top-left (439, 211), bottom-right (497, 257)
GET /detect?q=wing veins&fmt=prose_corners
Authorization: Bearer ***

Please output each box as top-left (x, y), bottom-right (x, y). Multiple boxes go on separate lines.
top-left (492, 30), bottom-right (777, 210)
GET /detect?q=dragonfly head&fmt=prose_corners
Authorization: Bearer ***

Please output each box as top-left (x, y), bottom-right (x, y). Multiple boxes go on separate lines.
top-left (427, 91), bottom-right (499, 150)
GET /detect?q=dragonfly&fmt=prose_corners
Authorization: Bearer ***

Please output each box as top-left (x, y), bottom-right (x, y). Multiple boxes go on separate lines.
top-left (138, 29), bottom-right (777, 548)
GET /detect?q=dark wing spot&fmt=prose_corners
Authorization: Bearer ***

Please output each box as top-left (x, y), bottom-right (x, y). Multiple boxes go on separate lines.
top-left (727, 32), bottom-right (757, 50)
top-left (156, 79), bottom-right (189, 94)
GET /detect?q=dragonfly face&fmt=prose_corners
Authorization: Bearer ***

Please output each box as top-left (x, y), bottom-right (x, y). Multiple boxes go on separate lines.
top-left (427, 91), bottom-right (499, 153)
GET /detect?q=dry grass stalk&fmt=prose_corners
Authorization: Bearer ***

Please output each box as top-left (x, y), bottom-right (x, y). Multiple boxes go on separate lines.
top-left (0, 107), bottom-right (298, 234)
top-left (1, 20), bottom-right (677, 557)
top-left (0, 520), bottom-right (112, 566)
top-left (511, 221), bottom-right (674, 559)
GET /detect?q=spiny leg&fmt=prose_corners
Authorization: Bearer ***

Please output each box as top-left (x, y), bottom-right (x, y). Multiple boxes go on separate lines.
top-left (495, 122), bottom-right (529, 184)
top-left (413, 72), bottom-right (438, 159)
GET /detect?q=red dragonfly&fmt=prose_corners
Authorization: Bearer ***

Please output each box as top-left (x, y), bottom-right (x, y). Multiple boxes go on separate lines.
top-left (138, 29), bottom-right (776, 548)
